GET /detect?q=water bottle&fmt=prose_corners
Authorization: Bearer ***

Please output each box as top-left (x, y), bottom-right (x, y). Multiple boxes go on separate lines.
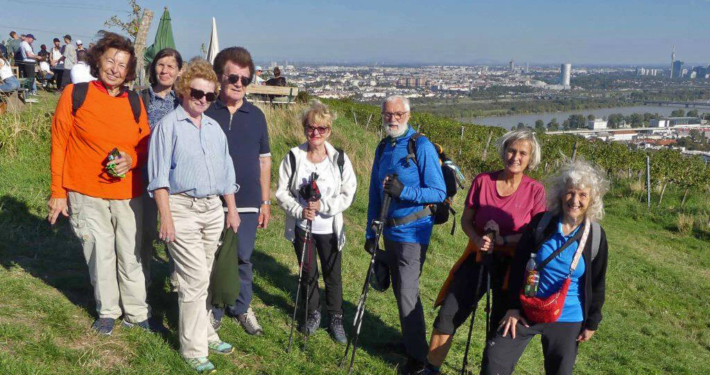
top-left (524, 253), bottom-right (539, 297)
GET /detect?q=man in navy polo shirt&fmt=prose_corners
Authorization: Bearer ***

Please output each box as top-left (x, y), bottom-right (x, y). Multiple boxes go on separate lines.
top-left (206, 47), bottom-right (272, 335)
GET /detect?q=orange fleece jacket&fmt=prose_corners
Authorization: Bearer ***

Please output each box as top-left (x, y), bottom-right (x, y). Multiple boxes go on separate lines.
top-left (50, 82), bottom-right (150, 199)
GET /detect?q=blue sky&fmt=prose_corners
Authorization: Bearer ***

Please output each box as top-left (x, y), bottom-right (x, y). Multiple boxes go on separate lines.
top-left (2, 0), bottom-right (709, 65)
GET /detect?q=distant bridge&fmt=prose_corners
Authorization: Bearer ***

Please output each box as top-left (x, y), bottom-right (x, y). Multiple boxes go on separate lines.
top-left (641, 100), bottom-right (710, 108)
top-left (546, 124), bottom-right (704, 135)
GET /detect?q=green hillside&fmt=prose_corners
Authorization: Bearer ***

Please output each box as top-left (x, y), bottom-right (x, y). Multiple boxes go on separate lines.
top-left (0, 94), bottom-right (708, 374)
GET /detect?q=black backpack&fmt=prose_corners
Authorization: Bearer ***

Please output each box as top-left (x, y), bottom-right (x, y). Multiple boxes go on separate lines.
top-left (376, 132), bottom-right (466, 235)
top-left (71, 82), bottom-right (143, 123)
top-left (287, 147), bottom-right (346, 188)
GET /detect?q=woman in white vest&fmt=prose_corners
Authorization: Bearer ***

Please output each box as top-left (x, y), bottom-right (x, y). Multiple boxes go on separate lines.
top-left (276, 100), bottom-right (357, 344)
top-left (0, 56), bottom-right (20, 92)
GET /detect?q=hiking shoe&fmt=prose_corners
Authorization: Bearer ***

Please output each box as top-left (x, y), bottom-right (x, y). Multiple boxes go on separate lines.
top-left (235, 307), bottom-right (263, 336)
top-left (208, 340), bottom-right (234, 355)
top-left (122, 318), bottom-right (167, 334)
top-left (185, 357), bottom-right (216, 373)
top-left (91, 318), bottom-right (115, 336)
top-left (211, 315), bottom-right (222, 332)
top-left (299, 310), bottom-right (321, 336)
top-left (402, 358), bottom-right (427, 375)
top-left (328, 314), bottom-right (347, 344)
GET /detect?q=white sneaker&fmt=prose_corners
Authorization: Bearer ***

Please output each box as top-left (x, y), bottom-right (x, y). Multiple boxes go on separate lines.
top-left (236, 307), bottom-right (263, 336)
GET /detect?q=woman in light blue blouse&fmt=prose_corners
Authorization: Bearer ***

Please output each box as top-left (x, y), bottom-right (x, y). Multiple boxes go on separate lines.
top-left (147, 59), bottom-right (239, 374)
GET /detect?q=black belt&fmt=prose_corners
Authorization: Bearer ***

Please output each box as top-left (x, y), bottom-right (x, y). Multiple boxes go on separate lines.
top-left (385, 206), bottom-right (433, 227)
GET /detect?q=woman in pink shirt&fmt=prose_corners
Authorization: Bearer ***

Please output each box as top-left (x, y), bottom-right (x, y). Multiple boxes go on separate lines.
top-left (423, 129), bottom-right (546, 374)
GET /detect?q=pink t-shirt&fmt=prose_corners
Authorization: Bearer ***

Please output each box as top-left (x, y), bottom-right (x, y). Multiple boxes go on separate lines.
top-left (466, 171), bottom-right (546, 236)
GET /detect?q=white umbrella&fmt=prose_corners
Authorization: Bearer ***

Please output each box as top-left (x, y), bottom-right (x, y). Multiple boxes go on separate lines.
top-left (206, 17), bottom-right (220, 64)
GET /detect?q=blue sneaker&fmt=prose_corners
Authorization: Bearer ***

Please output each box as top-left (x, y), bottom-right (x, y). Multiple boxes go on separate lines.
top-left (122, 318), bottom-right (166, 334)
top-left (208, 340), bottom-right (234, 355)
top-left (185, 357), bottom-right (216, 373)
top-left (91, 318), bottom-right (115, 336)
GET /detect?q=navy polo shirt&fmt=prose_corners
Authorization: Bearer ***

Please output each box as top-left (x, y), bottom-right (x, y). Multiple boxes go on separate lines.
top-left (205, 98), bottom-right (271, 212)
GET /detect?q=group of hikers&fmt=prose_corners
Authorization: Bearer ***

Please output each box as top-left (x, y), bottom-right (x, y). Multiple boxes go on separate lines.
top-left (46, 31), bottom-right (609, 375)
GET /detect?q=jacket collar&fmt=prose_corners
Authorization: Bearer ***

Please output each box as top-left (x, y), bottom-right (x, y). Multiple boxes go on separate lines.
top-left (297, 141), bottom-right (338, 163)
top-left (214, 96), bottom-right (251, 113)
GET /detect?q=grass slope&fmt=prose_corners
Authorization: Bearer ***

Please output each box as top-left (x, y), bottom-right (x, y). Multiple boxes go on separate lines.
top-left (0, 95), bottom-right (708, 374)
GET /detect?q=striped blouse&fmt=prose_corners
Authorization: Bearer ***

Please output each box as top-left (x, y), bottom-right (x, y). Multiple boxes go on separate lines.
top-left (147, 105), bottom-right (238, 198)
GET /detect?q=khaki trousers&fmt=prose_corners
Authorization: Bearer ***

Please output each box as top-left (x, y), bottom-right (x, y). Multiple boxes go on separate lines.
top-left (67, 191), bottom-right (149, 322)
top-left (167, 194), bottom-right (224, 359)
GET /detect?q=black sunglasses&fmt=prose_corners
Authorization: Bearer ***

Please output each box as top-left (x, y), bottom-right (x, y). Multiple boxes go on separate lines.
top-left (226, 74), bottom-right (252, 86)
top-left (189, 88), bottom-right (217, 102)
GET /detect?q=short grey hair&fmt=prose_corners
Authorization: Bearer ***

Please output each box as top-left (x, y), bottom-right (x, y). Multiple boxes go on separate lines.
top-left (382, 95), bottom-right (410, 112)
top-left (546, 159), bottom-right (609, 222)
top-left (495, 129), bottom-right (542, 170)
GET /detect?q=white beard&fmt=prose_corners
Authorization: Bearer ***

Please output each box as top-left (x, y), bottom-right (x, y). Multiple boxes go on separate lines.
top-left (383, 122), bottom-right (409, 138)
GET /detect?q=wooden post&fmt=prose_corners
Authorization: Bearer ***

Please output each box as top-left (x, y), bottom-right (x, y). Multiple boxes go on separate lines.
top-left (353, 112), bottom-right (358, 127)
top-left (134, 9), bottom-right (154, 88)
top-left (417, 123), bottom-right (421, 133)
top-left (481, 131), bottom-right (493, 161)
top-left (459, 126), bottom-right (465, 156)
top-left (571, 141), bottom-right (578, 162)
top-left (365, 114), bottom-right (372, 130)
top-left (646, 155), bottom-right (651, 210)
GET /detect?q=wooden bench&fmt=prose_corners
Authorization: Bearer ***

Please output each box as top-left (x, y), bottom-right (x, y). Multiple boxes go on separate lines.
top-left (246, 85), bottom-right (299, 104)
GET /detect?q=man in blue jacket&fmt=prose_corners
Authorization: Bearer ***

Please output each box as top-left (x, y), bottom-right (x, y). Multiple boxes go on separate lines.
top-left (365, 95), bottom-right (447, 374)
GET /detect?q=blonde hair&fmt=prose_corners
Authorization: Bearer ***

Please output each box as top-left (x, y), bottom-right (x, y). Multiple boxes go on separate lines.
top-left (495, 129), bottom-right (542, 170)
top-left (546, 159), bottom-right (609, 222)
top-left (175, 58), bottom-right (220, 98)
top-left (302, 99), bottom-right (336, 128)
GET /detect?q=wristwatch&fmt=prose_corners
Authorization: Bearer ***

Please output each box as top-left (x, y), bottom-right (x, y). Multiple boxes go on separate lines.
top-left (261, 200), bottom-right (272, 205)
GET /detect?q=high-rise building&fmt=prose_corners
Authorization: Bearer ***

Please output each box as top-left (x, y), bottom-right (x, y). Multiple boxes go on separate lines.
top-left (509, 59), bottom-right (515, 71)
top-left (670, 45), bottom-right (676, 78)
top-left (560, 63), bottom-right (571, 87)
top-left (673, 60), bottom-right (684, 79)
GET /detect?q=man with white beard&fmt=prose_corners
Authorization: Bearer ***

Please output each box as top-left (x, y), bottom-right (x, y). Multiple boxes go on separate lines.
top-left (364, 95), bottom-right (447, 374)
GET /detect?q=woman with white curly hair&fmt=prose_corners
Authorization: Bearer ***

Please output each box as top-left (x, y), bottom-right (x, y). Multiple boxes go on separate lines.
top-left (481, 159), bottom-right (610, 375)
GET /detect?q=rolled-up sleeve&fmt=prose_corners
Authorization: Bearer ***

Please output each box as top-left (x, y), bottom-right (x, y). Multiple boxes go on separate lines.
top-left (147, 117), bottom-right (173, 196)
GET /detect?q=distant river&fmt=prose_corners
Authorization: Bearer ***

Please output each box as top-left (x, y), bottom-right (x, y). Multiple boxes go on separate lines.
top-left (460, 105), bottom-right (688, 129)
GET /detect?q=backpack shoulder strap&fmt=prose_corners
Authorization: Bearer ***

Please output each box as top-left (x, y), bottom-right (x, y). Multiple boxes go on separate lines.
top-left (287, 150), bottom-right (297, 189)
top-left (127, 90), bottom-right (142, 124)
top-left (140, 88), bottom-right (151, 112)
top-left (534, 212), bottom-right (555, 247)
top-left (405, 132), bottom-right (423, 167)
top-left (375, 138), bottom-right (388, 163)
top-left (335, 147), bottom-right (345, 178)
top-left (71, 82), bottom-right (90, 116)
top-left (591, 221), bottom-right (601, 262)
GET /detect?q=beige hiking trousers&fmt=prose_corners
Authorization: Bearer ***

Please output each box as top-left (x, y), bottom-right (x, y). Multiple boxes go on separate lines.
top-left (67, 191), bottom-right (149, 323)
top-left (167, 194), bottom-right (224, 358)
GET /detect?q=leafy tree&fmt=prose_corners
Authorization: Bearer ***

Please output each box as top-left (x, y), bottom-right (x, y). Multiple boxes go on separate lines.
top-left (629, 113), bottom-right (644, 128)
top-left (687, 109), bottom-right (699, 117)
top-left (671, 109), bottom-right (685, 117)
top-left (516, 122), bottom-right (526, 130)
top-left (104, 0), bottom-right (142, 39)
top-left (587, 114), bottom-right (596, 121)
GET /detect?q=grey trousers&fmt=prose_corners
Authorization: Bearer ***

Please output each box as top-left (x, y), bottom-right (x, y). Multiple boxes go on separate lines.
top-left (383, 238), bottom-right (429, 363)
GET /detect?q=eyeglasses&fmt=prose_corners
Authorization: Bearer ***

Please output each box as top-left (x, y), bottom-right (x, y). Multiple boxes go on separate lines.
top-left (190, 88), bottom-right (217, 102)
top-left (226, 74), bottom-right (252, 86)
top-left (382, 111), bottom-right (409, 119)
top-left (306, 126), bottom-right (330, 135)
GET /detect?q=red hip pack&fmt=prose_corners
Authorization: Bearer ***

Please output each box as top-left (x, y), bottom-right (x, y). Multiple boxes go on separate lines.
top-left (520, 219), bottom-right (590, 324)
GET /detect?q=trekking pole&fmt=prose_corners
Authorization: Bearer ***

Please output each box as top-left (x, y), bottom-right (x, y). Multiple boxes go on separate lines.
top-left (287, 173), bottom-right (321, 353)
top-left (340, 190), bottom-right (393, 374)
top-left (460, 230), bottom-right (495, 375)
top-left (302, 220), bottom-right (313, 350)
top-left (287, 218), bottom-right (312, 353)
top-left (460, 257), bottom-right (486, 375)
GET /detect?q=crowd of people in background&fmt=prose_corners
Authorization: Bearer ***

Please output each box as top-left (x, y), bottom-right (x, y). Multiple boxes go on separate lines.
top-left (0, 31), bottom-right (102, 96)
top-left (34, 27), bottom-right (608, 375)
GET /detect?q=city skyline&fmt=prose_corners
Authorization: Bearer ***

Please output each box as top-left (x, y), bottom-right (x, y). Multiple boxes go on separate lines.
top-left (3, 0), bottom-right (710, 65)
